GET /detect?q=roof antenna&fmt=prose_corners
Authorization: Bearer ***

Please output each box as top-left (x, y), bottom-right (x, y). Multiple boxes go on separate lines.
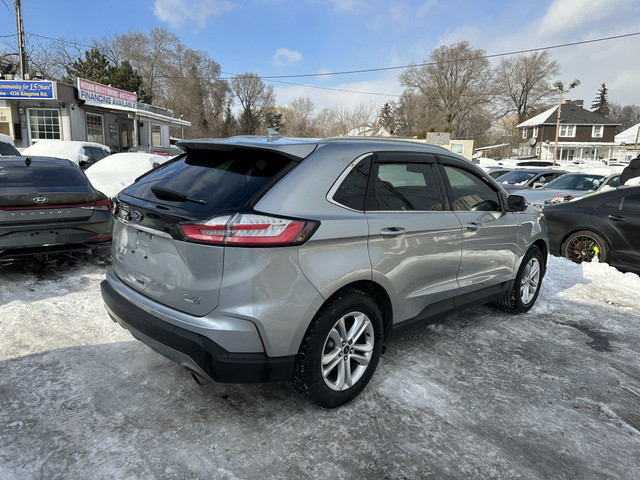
top-left (266, 128), bottom-right (281, 141)
top-left (25, 157), bottom-right (31, 167)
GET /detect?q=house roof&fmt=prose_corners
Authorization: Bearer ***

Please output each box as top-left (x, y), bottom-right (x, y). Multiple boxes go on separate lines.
top-left (517, 103), bottom-right (619, 128)
top-left (615, 123), bottom-right (640, 144)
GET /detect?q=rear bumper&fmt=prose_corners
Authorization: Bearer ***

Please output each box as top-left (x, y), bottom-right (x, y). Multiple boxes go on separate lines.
top-left (101, 279), bottom-right (296, 383)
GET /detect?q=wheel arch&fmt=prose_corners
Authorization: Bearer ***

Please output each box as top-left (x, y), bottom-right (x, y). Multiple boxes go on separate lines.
top-left (310, 280), bottom-right (393, 347)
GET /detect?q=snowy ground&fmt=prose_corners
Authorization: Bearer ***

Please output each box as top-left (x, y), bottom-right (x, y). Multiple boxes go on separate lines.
top-left (1, 254), bottom-right (639, 479)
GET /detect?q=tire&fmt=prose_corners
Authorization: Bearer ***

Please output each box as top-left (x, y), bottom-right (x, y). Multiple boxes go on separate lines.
top-left (292, 288), bottom-right (383, 408)
top-left (497, 246), bottom-right (544, 314)
top-left (561, 230), bottom-right (609, 264)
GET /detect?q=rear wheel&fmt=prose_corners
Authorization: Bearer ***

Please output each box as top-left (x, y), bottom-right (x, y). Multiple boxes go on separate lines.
top-left (292, 288), bottom-right (383, 408)
top-left (561, 230), bottom-right (609, 264)
top-left (497, 246), bottom-right (544, 313)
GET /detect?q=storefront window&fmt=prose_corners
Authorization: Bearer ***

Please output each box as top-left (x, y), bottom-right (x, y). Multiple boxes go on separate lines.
top-left (28, 109), bottom-right (60, 141)
top-left (86, 113), bottom-right (104, 144)
top-left (151, 124), bottom-right (162, 146)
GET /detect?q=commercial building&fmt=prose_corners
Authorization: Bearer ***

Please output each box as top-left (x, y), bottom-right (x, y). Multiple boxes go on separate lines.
top-left (0, 78), bottom-right (190, 154)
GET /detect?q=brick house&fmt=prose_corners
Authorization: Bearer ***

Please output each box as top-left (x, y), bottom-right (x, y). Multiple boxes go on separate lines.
top-left (516, 100), bottom-right (619, 162)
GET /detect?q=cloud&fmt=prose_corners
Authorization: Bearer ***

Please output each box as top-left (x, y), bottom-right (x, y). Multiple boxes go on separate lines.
top-left (153, 0), bottom-right (233, 29)
top-left (272, 48), bottom-right (304, 67)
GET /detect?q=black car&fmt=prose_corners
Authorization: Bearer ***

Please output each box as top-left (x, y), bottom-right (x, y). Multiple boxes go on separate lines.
top-left (0, 156), bottom-right (113, 259)
top-left (543, 186), bottom-right (640, 274)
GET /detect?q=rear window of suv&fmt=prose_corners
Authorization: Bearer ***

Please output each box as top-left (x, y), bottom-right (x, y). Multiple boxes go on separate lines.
top-left (124, 148), bottom-right (296, 213)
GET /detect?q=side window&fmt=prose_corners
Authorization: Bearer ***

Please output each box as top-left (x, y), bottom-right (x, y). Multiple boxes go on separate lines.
top-left (622, 194), bottom-right (640, 212)
top-left (372, 162), bottom-right (442, 211)
top-left (332, 157), bottom-right (371, 211)
top-left (443, 165), bottom-right (502, 211)
top-left (606, 175), bottom-right (621, 188)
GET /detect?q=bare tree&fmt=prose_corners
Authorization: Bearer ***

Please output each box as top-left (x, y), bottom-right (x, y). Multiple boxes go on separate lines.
top-left (281, 96), bottom-right (316, 137)
top-left (400, 41), bottom-right (493, 137)
top-left (230, 73), bottom-right (275, 135)
top-left (493, 50), bottom-right (560, 123)
top-left (609, 103), bottom-right (640, 133)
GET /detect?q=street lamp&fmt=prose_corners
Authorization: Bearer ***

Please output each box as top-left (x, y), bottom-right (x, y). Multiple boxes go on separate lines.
top-left (550, 79), bottom-right (580, 166)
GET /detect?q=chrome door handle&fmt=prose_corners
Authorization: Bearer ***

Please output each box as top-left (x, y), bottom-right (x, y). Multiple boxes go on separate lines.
top-left (380, 227), bottom-right (406, 237)
top-left (608, 215), bottom-right (626, 222)
top-left (466, 222), bottom-right (481, 231)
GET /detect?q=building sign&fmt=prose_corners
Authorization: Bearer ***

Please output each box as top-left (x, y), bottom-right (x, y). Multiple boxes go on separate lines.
top-left (77, 78), bottom-right (137, 109)
top-left (0, 80), bottom-right (56, 100)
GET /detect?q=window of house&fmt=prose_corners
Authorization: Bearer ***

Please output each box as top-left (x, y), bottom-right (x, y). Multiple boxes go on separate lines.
top-left (532, 126), bottom-right (538, 138)
top-left (450, 143), bottom-right (464, 155)
top-left (86, 113), bottom-right (104, 144)
top-left (522, 128), bottom-right (527, 139)
top-left (28, 108), bottom-right (60, 141)
top-left (559, 124), bottom-right (576, 137)
top-left (151, 124), bottom-right (162, 146)
top-left (560, 149), bottom-right (575, 161)
top-left (592, 125), bottom-right (604, 138)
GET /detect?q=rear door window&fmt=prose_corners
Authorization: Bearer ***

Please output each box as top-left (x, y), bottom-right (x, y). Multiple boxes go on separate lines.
top-left (123, 148), bottom-right (296, 214)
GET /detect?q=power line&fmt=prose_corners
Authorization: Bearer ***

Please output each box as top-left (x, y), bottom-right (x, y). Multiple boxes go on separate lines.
top-left (226, 31), bottom-right (640, 80)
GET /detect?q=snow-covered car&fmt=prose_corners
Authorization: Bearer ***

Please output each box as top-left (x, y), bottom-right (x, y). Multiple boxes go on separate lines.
top-left (85, 152), bottom-right (171, 198)
top-left (513, 173), bottom-right (622, 208)
top-left (0, 133), bottom-right (20, 156)
top-left (22, 140), bottom-right (111, 168)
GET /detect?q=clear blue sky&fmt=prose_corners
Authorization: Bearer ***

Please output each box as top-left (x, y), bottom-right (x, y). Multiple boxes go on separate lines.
top-left (2, 0), bottom-right (640, 111)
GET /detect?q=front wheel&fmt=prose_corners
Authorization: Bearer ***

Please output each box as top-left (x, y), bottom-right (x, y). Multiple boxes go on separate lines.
top-left (497, 246), bottom-right (544, 314)
top-left (292, 288), bottom-right (383, 408)
top-left (561, 230), bottom-right (609, 264)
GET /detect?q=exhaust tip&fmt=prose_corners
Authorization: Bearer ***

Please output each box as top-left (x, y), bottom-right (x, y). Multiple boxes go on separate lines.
top-left (187, 369), bottom-right (210, 386)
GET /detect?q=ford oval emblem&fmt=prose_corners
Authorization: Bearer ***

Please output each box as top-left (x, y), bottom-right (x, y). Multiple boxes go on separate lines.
top-left (131, 210), bottom-right (143, 221)
top-left (33, 197), bottom-right (49, 203)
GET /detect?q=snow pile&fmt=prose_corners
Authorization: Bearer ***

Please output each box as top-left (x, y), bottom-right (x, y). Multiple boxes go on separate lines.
top-left (22, 141), bottom-right (110, 165)
top-left (85, 152), bottom-right (170, 197)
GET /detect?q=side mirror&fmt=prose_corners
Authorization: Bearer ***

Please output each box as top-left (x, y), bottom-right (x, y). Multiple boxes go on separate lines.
top-left (508, 195), bottom-right (527, 212)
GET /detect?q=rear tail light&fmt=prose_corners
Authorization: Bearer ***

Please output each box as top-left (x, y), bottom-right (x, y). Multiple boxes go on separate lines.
top-left (180, 213), bottom-right (318, 246)
top-left (92, 198), bottom-right (113, 212)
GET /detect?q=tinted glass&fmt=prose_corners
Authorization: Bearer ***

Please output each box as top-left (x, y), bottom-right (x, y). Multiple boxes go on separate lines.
top-left (605, 175), bottom-right (622, 188)
top-left (622, 194), bottom-right (640, 212)
top-left (372, 163), bottom-right (442, 211)
top-left (333, 157), bottom-right (371, 210)
top-left (0, 160), bottom-right (89, 190)
top-left (0, 143), bottom-right (20, 156)
top-left (544, 173), bottom-right (604, 191)
top-left (89, 147), bottom-right (108, 161)
top-left (124, 148), bottom-right (294, 212)
top-left (495, 170), bottom-right (539, 184)
top-left (443, 166), bottom-right (501, 211)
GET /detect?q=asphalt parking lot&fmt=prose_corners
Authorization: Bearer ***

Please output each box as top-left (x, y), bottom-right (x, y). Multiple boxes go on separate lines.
top-left (1, 254), bottom-right (639, 480)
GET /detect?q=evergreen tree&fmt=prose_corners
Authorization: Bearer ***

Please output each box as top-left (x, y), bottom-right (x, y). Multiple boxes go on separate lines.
top-left (591, 83), bottom-right (610, 117)
top-left (378, 102), bottom-right (395, 133)
top-left (64, 48), bottom-right (110, 85)
top-left (107, 60), bottom-right (150, 103)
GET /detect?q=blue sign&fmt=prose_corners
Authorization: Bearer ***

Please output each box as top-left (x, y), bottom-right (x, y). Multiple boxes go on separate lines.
top-left (0, 80), bottom-right (56, 100)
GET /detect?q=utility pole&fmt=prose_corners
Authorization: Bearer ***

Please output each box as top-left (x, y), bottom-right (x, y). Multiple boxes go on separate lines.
top-left (14, 0), bottom-right (28, 78)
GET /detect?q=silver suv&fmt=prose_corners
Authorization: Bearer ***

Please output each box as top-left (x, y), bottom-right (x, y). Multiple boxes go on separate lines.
top-left (101, 136), bottom-right (547, 408)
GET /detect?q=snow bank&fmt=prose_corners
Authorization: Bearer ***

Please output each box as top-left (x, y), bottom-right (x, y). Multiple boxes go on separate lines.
top-left (84, 152), bottom-right (170, 197)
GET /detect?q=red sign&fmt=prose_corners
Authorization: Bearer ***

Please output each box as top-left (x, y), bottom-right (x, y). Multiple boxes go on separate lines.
top-left (77, 78), bottom-right (137, 109)
top-left (152, 150), bottom-right (170, 156)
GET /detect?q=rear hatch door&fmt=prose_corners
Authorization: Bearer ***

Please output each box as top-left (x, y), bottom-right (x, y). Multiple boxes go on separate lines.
top-left (111, 145), bottom-right (310, 316)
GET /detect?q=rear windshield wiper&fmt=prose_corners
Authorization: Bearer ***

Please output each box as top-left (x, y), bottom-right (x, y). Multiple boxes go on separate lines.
top-left (151, 186), bottom-right (206, 205)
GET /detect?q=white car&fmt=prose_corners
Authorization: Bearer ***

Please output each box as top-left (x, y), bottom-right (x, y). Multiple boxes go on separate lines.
top-left (22, 140), bottom-right (111, 168)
